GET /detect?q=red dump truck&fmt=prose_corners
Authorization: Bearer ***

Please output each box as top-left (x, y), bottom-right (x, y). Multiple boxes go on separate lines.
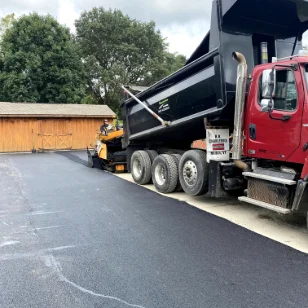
top-left (120, 0), bottom-right (308, 225)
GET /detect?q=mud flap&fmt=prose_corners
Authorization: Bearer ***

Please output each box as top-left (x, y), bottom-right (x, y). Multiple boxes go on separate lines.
top-left (208, 160), bottom-right (229, 198)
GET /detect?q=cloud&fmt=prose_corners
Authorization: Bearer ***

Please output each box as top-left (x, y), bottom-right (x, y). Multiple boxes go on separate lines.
top-left (73, 0), bottom-right (212, 56)
top-left (2, 0), bottom-right (307, 57)
top-left (74, 0), bottom-right (211, 27)
top-left (0, 0), bottom-right (212, 57)
top-left (161, 20), bottom-right (209, 56)
top-left (73, 0), bottom-right (211, 56)
top-left (57, 0), bottom-right (79, 30)
top-left (0, 0), bottom-right (59, 17)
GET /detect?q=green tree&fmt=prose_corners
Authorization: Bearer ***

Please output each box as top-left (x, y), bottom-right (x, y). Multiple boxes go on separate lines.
top-left (75, 8), bottom-right (185, 113)
top-left (0, 13), bottom-right (86, 103)
top-left (0, 14), bottom-right (15, 41)
top-left (141, 51), bottom-right (186, 86)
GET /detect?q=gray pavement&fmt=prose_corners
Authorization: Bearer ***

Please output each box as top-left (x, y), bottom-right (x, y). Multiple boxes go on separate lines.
top-left (0, 151), bottom-right (307, 308)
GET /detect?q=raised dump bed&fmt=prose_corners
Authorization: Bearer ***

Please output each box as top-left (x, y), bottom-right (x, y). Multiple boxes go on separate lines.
top-left (121, 0), bottom-right (307, 149)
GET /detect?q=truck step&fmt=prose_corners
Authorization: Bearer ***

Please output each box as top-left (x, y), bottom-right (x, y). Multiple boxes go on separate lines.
top-left (242, 172), bottom-right (296, 185)
top-left (238, 196), bottom-right (292, 214)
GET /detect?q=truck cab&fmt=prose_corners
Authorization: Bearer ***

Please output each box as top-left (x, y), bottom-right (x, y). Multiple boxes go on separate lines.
top-left (230, 55), bottom-right (308, 214)
top-left (245, 56), bottom-right (308, 165)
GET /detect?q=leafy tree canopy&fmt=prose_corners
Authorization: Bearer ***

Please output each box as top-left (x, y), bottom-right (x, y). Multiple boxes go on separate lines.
top-left (0, 14), bottom-right (15, 41)
top-left (0, 13), bottom-right (86, 103)
top-left (142, 51), bottom-right (187, 86)
top-left (75, 8), bottom-right (186, 112)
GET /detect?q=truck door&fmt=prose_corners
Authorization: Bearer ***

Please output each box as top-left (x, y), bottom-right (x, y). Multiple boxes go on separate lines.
top-left (245, 65), bottom-right (304, 161)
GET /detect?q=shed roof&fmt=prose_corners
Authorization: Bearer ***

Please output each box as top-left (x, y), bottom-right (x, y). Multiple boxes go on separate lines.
top-left (0, 102), bottom-right (116, 118)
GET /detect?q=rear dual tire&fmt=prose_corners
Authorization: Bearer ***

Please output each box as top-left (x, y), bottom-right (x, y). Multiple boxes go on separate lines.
top-left (131, 150), bottom-right (159, 185)
top-left (151, 154), bottom-right (179, 194)
top-left (145, 150), bottom-right (158, 163)
top-left (171, 154), bottom-right (183, 192)
top-left (145, 150), bottom-right (158, 184)
top-left (131, 151), bottom-right (152, 185)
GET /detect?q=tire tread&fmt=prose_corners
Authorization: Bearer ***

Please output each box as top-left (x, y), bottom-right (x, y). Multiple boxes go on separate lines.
top-left (131, 150), bottom-right (152, 185)
top-left (152, 154), bottom-right (178, 193)
top-left (171, 154), bottom-right (183, 192)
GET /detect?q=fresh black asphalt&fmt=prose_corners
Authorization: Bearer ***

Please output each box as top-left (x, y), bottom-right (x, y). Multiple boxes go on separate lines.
top-left (0, 151), bottom-right (307, 308)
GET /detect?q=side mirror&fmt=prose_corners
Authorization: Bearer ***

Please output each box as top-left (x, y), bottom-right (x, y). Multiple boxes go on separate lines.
top-left (261, 69), bottom-right (276, 99)
top-left (261, 98), bottom-right (275, 112)
top-left (261, 68), bottom-right (276, 113)
top-left (268, 69), bottom-right (276, 110)
top-left (261, 99), bottom-right (269, 112)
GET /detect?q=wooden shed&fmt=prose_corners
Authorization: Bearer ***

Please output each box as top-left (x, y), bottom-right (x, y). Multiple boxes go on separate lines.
top-left (0, 102), bottom-right (116, 153)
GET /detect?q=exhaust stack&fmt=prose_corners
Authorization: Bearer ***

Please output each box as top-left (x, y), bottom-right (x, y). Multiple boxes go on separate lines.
top-left (232, 52), bottom-right (249, 171)
top-left (261, 42), bottom-right (269, 64)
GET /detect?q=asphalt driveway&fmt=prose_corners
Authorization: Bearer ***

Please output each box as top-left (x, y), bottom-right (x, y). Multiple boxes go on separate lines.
top-left (0, 151), bottom-right (307, 308)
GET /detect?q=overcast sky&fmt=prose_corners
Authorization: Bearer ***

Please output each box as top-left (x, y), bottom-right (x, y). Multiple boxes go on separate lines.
top-left (0, 0), bottom-right (211, 58)
top-left (0, 0), bottom-right (307, 58)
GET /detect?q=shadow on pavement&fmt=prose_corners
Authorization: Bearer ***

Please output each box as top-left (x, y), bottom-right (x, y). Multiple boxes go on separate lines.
top-left (56, 151), bottom-right (88, 167)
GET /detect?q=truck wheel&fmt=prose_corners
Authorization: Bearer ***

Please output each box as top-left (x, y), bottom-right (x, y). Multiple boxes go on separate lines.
top-left (179, 150), bottom-right (209, 196)
top-left (145, 150), bottom-right (158, 183)
top-left (171, 154), bottom-right (183, 192)
top-left (131, 151), bottom-right (152, 185)
top-left (152, 154), bottom-right (178, 194)
top-left (145, 150), bottom-right (158, 163)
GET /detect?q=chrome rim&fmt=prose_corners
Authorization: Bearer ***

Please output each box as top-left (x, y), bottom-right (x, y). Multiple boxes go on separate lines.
top-left (183, 160), bottom-right (197, 186)
top-left (133, 158), bottom-right (142, 178)
top-left (155, 163), bottom-right (166, 186)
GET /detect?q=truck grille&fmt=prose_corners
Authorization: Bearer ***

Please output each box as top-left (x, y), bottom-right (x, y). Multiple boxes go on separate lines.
top-left (247, 178), bottom-right (292, 208)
